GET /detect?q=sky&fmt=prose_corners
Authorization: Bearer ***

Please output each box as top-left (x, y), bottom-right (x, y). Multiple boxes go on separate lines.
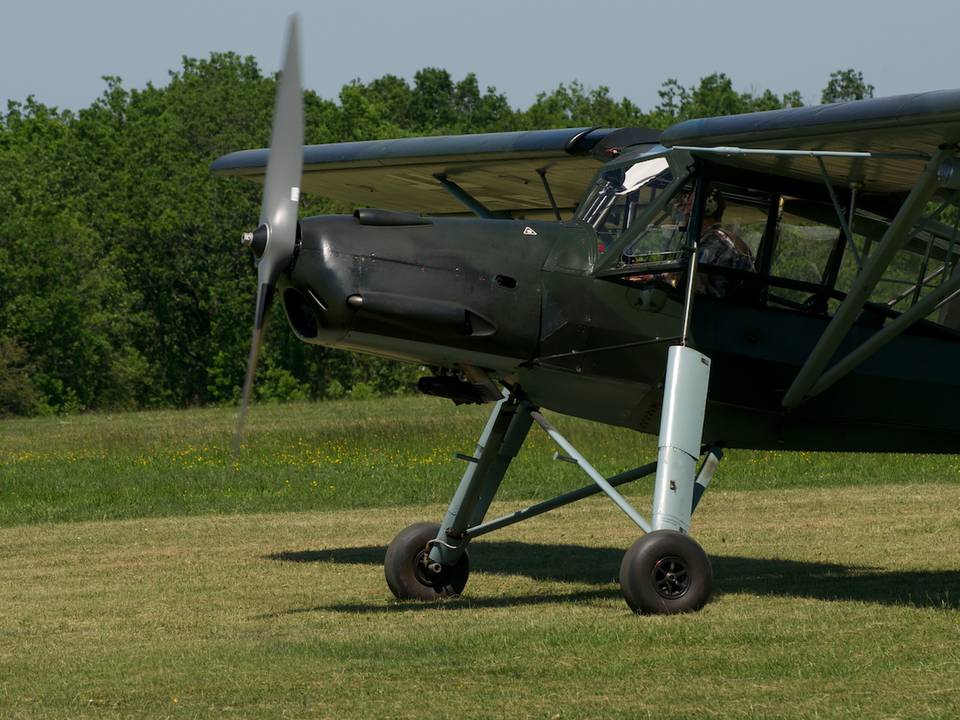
top-left (3, 0), bottom-right (959, 115)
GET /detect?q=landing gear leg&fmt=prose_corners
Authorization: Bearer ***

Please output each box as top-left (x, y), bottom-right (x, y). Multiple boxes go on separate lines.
top-left (385, 389), bottom-right (534, 600)
top-left (620, 345), bottom-right (714, 613)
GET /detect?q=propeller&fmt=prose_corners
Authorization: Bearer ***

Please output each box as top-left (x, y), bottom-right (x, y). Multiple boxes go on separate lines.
top-left (233, 14), bottom-right (304, 455)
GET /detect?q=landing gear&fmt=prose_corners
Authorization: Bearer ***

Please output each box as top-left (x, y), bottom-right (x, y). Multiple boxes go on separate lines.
top-left (383, 349), bottom-right (718, 613)
top-left (619, 530), bottom-right (713, 614)
top-left (384, 392), bottom-right (533, 602)
top-left (384, 522), bottom-right (469, 600)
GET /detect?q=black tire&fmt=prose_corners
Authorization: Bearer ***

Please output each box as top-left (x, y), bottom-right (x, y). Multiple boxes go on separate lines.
top-left (384, 522), bottom-right (469, 600)
top-left (619, 530), bottom-right (712, 614)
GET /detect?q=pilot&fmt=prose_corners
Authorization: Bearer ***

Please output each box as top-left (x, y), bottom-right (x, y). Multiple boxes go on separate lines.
top-left (625, 185), bottom-right (754, 296)
top-left (684, 186), bottom-right (755, 297)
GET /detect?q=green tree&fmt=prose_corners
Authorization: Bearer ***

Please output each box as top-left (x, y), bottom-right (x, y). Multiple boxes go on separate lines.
top-left (334, 70), bottom-right (517, 138)
top-left (0, 336), bottom-right (41, 416)
top-left (522, 81), bottom-right (646, 129)
top-left (648, 73), bottom-right (804, 128)
top-left (453, 73), bottom-right (516, 132)
top-left (821, 69), bottom-right (875, 104)
top-left (0, 96), bottom-right (149, 412)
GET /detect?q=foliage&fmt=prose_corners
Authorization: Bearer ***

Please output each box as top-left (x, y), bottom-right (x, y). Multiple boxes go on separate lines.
top-left (522, 81), bottom-right (647, 128)
top-left (0, 336), bottom-right (41, 416)
top-left (648, 73), bottom-right (804, 127)
top-left (821, 68), bottom-right (875, 104)
top-left (0, 56), bottom-right (840, 415)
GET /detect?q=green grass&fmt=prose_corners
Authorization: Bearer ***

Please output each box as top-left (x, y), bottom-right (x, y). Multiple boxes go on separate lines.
top-left (2, 396), bottom-right (960, 526)
top-left (1, 489), bottom-right (958, 719)
top-left (1, 398), bottom-right (960, 717)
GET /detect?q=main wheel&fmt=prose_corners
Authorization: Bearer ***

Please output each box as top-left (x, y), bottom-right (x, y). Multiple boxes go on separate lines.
top-left (619, 530), bottom-right (712, 614)
top-left (384, 522), bottom-right (469, 600)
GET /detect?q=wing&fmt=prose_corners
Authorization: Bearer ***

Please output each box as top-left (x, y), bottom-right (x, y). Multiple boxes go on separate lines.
top-left (660, 89), bottom-right (960, 195)
top-left (211, 127), bottom-right (660, 217)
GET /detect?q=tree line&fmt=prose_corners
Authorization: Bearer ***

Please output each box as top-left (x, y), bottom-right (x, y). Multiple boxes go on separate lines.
top-left (0, 58), bottom-right (873, 416)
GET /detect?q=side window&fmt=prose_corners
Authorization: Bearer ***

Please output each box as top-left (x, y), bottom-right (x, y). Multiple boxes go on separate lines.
top-left (620, 179), bottom-right (695, 264)
top-left (767, 199), bottom-right (881, 312)
top-left (618, 183), bottom-right (768, 283)
top-left (706, 190), bottom-right (768, 261)
top-left (770, 201), bottom-right (843, 305)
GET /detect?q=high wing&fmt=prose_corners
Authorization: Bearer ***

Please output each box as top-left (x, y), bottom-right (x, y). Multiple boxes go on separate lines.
top-left (212, 127), bottom-right (660, 218)
top-left (660, 89), bottom-right (960, 195)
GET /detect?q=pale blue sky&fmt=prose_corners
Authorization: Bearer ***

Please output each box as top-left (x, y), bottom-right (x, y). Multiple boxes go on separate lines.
top-left (3, 0), bottom-right (958, 114)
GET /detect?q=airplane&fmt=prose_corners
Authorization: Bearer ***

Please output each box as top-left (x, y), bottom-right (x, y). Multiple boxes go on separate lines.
top-left (211, 16), bottom-right (960, 613)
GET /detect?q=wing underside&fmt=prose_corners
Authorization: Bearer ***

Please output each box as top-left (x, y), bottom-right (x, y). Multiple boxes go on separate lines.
top-left (212, 127), bottom-right (661, 217)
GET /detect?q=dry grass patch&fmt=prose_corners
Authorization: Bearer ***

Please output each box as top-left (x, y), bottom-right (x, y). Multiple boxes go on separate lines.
top-left (2, 483), bottom-right (959, 718)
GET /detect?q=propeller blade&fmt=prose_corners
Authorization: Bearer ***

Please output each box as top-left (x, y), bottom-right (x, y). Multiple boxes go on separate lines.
top-left (257, 13), bottom-right (303, 287)
top-left (233, 324), bottom-right (264, 457)
top-left (232, 283), bottom-right (274, 457)
top-left (233, 14), bottom-right (304, 457)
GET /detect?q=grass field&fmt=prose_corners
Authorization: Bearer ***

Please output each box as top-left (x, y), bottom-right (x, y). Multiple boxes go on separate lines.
top-left (2, 397), bottom-right (960, 718)
top-left (3, 397), bottom-right (960, 526)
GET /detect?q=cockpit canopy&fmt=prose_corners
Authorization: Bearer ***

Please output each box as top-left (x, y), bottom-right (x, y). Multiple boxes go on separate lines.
top-left (576, 156), bottom-right (674, 254)
top-left (579, 149), bottom-right (960, 334)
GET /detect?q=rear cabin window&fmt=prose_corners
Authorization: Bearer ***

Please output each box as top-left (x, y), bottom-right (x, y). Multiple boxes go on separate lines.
top-left (769, 197), bottom-right (960, 326)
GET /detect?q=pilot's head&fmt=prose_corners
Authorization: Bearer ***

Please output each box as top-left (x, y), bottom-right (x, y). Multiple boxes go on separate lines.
top-left (678, 185), bottom-right (725, 226)
top-left (703, 186), bottom-right (726, 222)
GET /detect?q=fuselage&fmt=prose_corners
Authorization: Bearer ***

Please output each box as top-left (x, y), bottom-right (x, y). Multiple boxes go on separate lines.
top-left (281, 212), bottom-right (960, 453)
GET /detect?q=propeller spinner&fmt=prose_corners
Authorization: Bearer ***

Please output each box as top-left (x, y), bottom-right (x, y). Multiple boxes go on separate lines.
top-left (234, 14), bottom-right (304, 453)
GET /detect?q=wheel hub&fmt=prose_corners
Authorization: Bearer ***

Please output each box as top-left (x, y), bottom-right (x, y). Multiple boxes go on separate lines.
top-left (652, 555), bottom-right (689, 599)
top-left (414, 549), bottom-right (440, 588)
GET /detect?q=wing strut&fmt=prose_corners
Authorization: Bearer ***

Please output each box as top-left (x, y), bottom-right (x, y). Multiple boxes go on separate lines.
top-left (672, 145), bottom-right (931, 162)
top-left (816, 158), bottom-right (862, 272)
top-left (433, 173), bottom-right (495, 218)
top-left (808, 268), bottom-right (960, 398)
top-left (537, 168), bottom-right (563, 221)
top-left (782, 148), bottom-right (952, 409)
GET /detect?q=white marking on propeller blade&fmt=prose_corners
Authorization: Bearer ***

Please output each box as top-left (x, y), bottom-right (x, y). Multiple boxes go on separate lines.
top-left (523, 226), bottom-right (537, 236)
top-left (290, 187), bottom-right (300, 202)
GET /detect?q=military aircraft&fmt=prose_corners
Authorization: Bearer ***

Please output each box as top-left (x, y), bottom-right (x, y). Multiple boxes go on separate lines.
top-left (212, 16), bottom-right (960, 613)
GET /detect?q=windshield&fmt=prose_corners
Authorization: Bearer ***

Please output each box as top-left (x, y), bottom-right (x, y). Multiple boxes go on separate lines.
top-left (576, 157), bottom-right (672, 251)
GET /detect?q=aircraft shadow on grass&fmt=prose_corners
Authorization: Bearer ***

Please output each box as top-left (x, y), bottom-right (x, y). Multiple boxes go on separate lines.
top-left (264, 541), bottom-right (960, 615)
